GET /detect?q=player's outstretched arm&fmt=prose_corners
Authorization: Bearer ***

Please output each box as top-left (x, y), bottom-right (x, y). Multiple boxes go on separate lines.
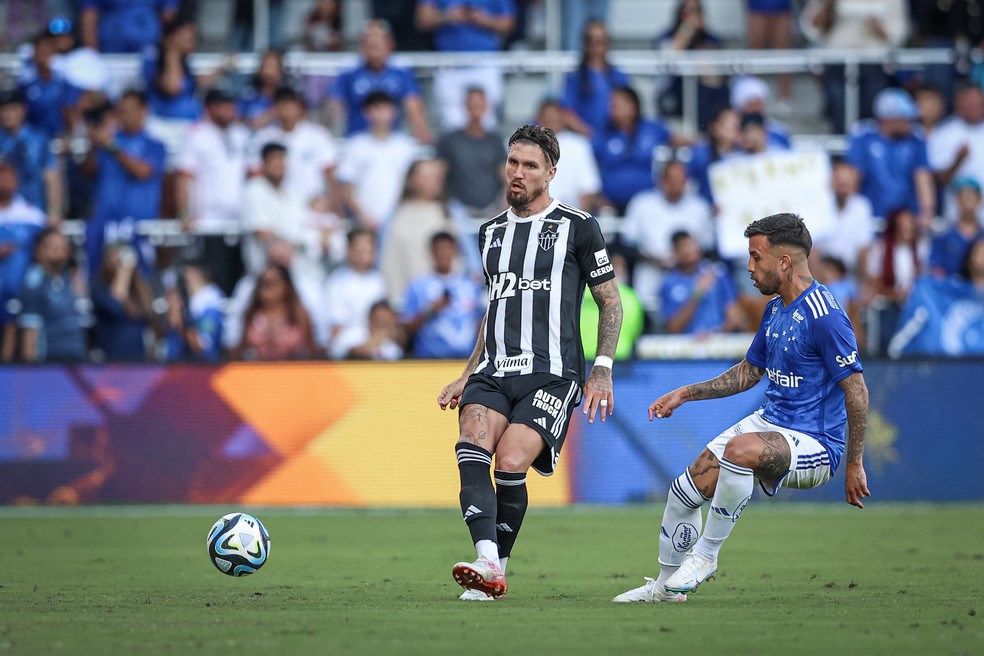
top-left (438, 313), bottom-right (487, 410)
top-left (649, 358), bottom-right (765, 420)
top-left (839, 372), bottom-right (871, 508)
top-left (584, 278), bottom-right (622, 424)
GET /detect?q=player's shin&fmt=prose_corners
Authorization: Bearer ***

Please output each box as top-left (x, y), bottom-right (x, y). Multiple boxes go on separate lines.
top-left (694, 458), bottom-right (754, 561)
top-left (658, 470), bottom-right (708, 588)
top-left (494, 470), bottom-right (527, 571)
top-left (456, 443), bottom-right (499, 562)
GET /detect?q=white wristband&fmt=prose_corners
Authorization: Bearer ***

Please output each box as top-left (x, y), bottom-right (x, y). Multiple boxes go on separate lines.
top-left (594, 355), bottom-right (614, 370)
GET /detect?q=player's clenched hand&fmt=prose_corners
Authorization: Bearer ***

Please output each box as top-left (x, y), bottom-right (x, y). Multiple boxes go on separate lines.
top-left (438, 377), bottom-right (467, 410)
top-left (648, 387), bottom-right (688, 420)
top-left (844, 462), bottom-right (870, 509)
top-left (583, 366), bottom-right (614, 424)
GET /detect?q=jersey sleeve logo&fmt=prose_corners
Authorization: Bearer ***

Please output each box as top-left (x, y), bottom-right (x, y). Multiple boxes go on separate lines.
top-left (594, 249), bottom-right (609, 266)
top-left (537, 223), bottom-right (559, 251)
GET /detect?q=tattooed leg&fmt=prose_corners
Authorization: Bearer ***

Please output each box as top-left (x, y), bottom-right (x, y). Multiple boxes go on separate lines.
top-left (455, 404), bottom-right (509, 556)
top-left (722, 432), bottom-right (791, 490)
top-left (687, 449), bottom-right (721, 498)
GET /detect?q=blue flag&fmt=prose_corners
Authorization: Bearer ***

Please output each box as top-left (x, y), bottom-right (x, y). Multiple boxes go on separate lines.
top-left (889, 276), bottom-right (984, 356)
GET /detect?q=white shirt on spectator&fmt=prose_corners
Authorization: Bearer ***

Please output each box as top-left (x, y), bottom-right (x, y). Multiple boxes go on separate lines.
top-left (865, 238), bottom-right (930, 296)
top-left (250, 120), bottom-right (337, 205)
top-left (814, 194), bottom-right (877, 273)
top-left (800, 0), bottom-right (909, 49)
top-left (336, 131), bottom-right (418, 229)
top-left (551, 130), bottom-right (601, 208)
top-left (175, 119), bottom-right (251, 233)
top-left (619, 190), bottom-right (715, 263)
top-left (240, 175), bottom-right (322, 279)
top-left (927, 116), bottom-right (984, 223)
top-left (323, 265), bottom-right (387, 346)
top-left (330, 323), bottom-right (403, 360)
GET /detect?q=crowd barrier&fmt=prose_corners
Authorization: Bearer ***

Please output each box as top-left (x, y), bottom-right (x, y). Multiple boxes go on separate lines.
top-left (0, 360), bottom-right (980, 506)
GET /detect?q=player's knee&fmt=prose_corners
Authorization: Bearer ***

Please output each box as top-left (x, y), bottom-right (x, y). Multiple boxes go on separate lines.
top-left (723, 434), bottom-right (759, 468)
top-left (493, 451), bottom-right (528, 473)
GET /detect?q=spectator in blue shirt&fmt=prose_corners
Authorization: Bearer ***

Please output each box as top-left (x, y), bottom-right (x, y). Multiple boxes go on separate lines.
top-left (929, 176), bottom-right (984, 276)
top-left (19, 227), bottom-right (86, 362)
top-left (659, 231), bottom-right (745, 334)
top-left (142, 20), bottom-right (203, 123)
top-left (81, 0), bottom-right (178, 54)
top-left (0, 89), bottom-right (62, 221)
top-left (82, 91), bottom-right (167, 276)
top-left (562, 19), bottom-right (630, 136)
top-left (18, 29), bottom-right (83, 140)
top-left (593, 85), bottom-right (672, 213)
top-left (401, 232), bottom-right (485, 358)
top-left (90, 242), bottom-right (154, 360)
top-left (686, 106), bottom-right (742, 206)
top-left (0, 162), bottom-right (46, 362)
top-left (846, 88), bottom-right (936, 223)
top-left (164, 260), bottom-right (225, 361)
top-left (328, 20), bottom-right (432, 144)
top-left (237, 50), bottom-right (286, 130)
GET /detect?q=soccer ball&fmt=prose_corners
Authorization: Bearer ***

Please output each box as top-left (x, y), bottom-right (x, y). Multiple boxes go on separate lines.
top-left (206, 512), bottom-right (271, 577)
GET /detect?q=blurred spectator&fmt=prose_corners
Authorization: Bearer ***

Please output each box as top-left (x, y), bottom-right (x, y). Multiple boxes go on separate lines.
top-left (929, 176), bottom-right (984, 276)
top-left (592, 85), bottom-right (672, 214)
top-left (846, 88), bottom-right (935, 224)
top-left (250, 87), bottom-right (337, 209)
top-left (328, 20), bottom-right (432, 144)
top-left (82, 91), bottom-right (167, 275)
top-left (81, 0), bottom-right (178, 54)
top-left (372, 0), bottom-right (433, 51)
top-left (174, 88), bottom-right (250, 296)
top-left (241, 142), bottom-right (323, 292)
top-left (818, 255), bottom-right (860, 309)
top-left (19, 227), bottom-right (86, 362)
top-left (928, 84), bottom-right (984, 224)
top-left (163, 260), bottom-right (225, 362)
top-left (654, 0), bottom-right (728, 128)
top-left (380, 159), bottom-right (457, 308)
top-left (738, 112), bottom-right (785, 155)
top-left (230, 0), bottom-right (284, 52)
top-left (231, 264), bottom-right (317, 361)
top-left (90, 242), bottom-right (153, 360)
top-left (436, 87), bottom-right (506, 215)
top-left (323, 228), bottom-right (387, 352)
top-left (400, 231), bottom-right (484, 358)
top-left (813, 159), bottom-right (876, 275)
top-left (0, 162), bottom-right (46, 362)
top-left (744, 0), bottom-right (793, 109)
top-left (0, 0), bottom-right (54, 47)
top-left (914, 84), bottom-right (947, 139)
top-left (416, 0), bottom-right (516, 130)
top-left (581, 251), bottom-right (644, 357)
top-left (686, 106), bottom-right (742, 205)
top-left (730, 76), bottom-right (790, 149)
top-left (912, 0), bottom-right (981, 111)
top-left (561, 20), bottom-right (629, 137)
top-left (18, 28), bottom-right (84, 141)
top-left (303, 0), bottom-right (342, 52)
top-left (332, 299), bottom-right (404, 360)
top-left (561, 0), bottom-right (610, 51)
top-left (237, 50), bottom-right (286, 131)
top-left (337, 91), bottom-right (419, 232)
top-left (660, 231), bottom-right (745, 335)
top-left (536, 98), bottom-right (601, 211)
top-left (0, 89), bottom-right (62, 222)
top-left (619, 160), bottom-right (714, 308)
top-left (800, 0), bottom-right (908, 134)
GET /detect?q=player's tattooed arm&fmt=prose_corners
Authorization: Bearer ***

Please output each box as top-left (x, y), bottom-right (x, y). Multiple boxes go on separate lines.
top-left (839, 372), bottom-right (868, 464)
top-left (685, 358), bottom-right (765, 401)
top-left (589, 278), bottom-right (623, 366)
top-left (461, 313), bottom-right (487, 378)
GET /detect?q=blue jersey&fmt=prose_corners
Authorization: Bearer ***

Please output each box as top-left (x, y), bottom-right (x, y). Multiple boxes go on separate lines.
top-left (236, 86), bottom-right (274, 124)
top-left (142, 48), bottom-right (202, 121)
top-left (82, 0), bottom-right (178, 54)
top-left (329, 62), bottom-right (421, 135)
top-left (401, 272), bottom-right (485, 358)
top-left (745, 282), bottom-right (863, 472)
top-left (660, 261), bottom-right (737, 334)
top-left (18, 265), bottom-right (87, 361)
top-left (19, 76), bottom-right (83, 139)
top-left (421, 0), bottom-right (516, 51)
top-left (0, 125), bottom-right (54, 211)
top-left (593, 119), bottom-right (671, 209)
top-left (0, 197), bottom-right (46, 320)
top-left (929, 226), bottom-right (984, 276)
top-left (562, 66), bottom-right (630, 137)
top-left (846, 122), bottom-right (929, 218)
top-left (91, 130), bottom-right (166, 223)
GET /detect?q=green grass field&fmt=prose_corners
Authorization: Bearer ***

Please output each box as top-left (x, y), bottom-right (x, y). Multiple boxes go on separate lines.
top-left (1, 504), bottom-right (982, 656)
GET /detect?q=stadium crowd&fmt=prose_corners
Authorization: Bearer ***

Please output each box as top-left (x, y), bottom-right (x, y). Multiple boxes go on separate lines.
top-left (0, 0), bottom-right (983, 362)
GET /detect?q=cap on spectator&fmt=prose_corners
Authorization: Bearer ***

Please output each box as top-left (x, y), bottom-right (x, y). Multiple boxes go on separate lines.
top-left (0, 88), bottom-right (25, 106)
top-left (204, 87), bottom-right (235, 105)
top-left (874, 88), bottom-right (917, 120)
top-left (730, 76), bottom-right (770, 110)
top-left (952, 175), bottom-right (982, 194)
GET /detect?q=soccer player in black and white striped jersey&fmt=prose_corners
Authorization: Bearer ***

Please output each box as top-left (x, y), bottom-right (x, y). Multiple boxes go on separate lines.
top-left (438, 124), bottom-right (623, 600)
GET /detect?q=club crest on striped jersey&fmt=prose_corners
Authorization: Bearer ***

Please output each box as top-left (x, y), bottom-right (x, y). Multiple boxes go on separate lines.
top-left (538, 223), bottom-right (560, 251)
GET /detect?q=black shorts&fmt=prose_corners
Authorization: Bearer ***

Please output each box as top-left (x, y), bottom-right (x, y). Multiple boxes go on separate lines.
top-left (459, 372), bottom-right (582, 476)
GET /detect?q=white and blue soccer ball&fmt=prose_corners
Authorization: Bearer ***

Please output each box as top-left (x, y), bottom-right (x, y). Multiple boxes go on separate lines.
top-left (206, 512), bottom-right (271, 577)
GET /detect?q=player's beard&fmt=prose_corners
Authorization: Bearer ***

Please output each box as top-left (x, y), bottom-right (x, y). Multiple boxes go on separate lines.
top-left (507, 182), bottom-right (547, 211)
top-left (754, 269), bottom-right (782, 296)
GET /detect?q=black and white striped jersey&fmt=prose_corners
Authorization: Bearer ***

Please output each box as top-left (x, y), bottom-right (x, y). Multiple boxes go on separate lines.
top-left (474, 199), bottom-right (615, 384)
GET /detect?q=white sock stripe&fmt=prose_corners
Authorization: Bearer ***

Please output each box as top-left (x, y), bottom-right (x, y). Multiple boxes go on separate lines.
top-left (719, 458), bottom-right (754, 476)
top-left (457, 453), bottom-right (493, 466)
top-left (494, 477), bottom-right (527, 486)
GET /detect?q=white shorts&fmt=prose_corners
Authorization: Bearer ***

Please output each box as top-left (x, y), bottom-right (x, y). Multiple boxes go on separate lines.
top-left (706, 411), bottom-right (833, 496)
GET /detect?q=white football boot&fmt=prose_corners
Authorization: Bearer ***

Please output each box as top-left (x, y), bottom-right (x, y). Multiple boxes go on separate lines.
top-left (664, 552), bottom-right (718, 594)
top-left (459, 588), bottom-right (496, 601)
top-left (612, 577), bottom-right (687, 603)
top-left (452, 555), bottom-right (507, 598)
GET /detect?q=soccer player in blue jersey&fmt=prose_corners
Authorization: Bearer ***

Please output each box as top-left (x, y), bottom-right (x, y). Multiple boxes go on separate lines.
top-left (614, 212), bottom-right (870, 603)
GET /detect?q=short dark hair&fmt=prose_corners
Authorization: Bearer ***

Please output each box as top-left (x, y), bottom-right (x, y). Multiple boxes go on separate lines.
top-left (430, 231), bottom-right (457, 249)
top-left (260, 141), bottom-right (287, 160)
top-left (744, 213), bottom-right (813, 256)
top-left (820, 255), bottom-right (847, 276)
top-left (120, 89), bottom-right (148, 107)
top-left (362, 90), bottom-right (394, 110)
top-left (273, 86), bottom-right (305, 107)
top-left (508, 124), bottom-right (560, 167)
top-left (670, 230), bottom-right (693, 247)
top-left (347, 227), bottom-right (375, 245)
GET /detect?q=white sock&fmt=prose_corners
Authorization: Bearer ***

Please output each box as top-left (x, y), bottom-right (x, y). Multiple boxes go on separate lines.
top-left (694, 458), bottom-right (753, 561)
top-left (658, 470), bottom-right (708, 588)
top-left (499, 556), bottom-right (508, 575)
top-left (475, 539), bottom-right (500, 564)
